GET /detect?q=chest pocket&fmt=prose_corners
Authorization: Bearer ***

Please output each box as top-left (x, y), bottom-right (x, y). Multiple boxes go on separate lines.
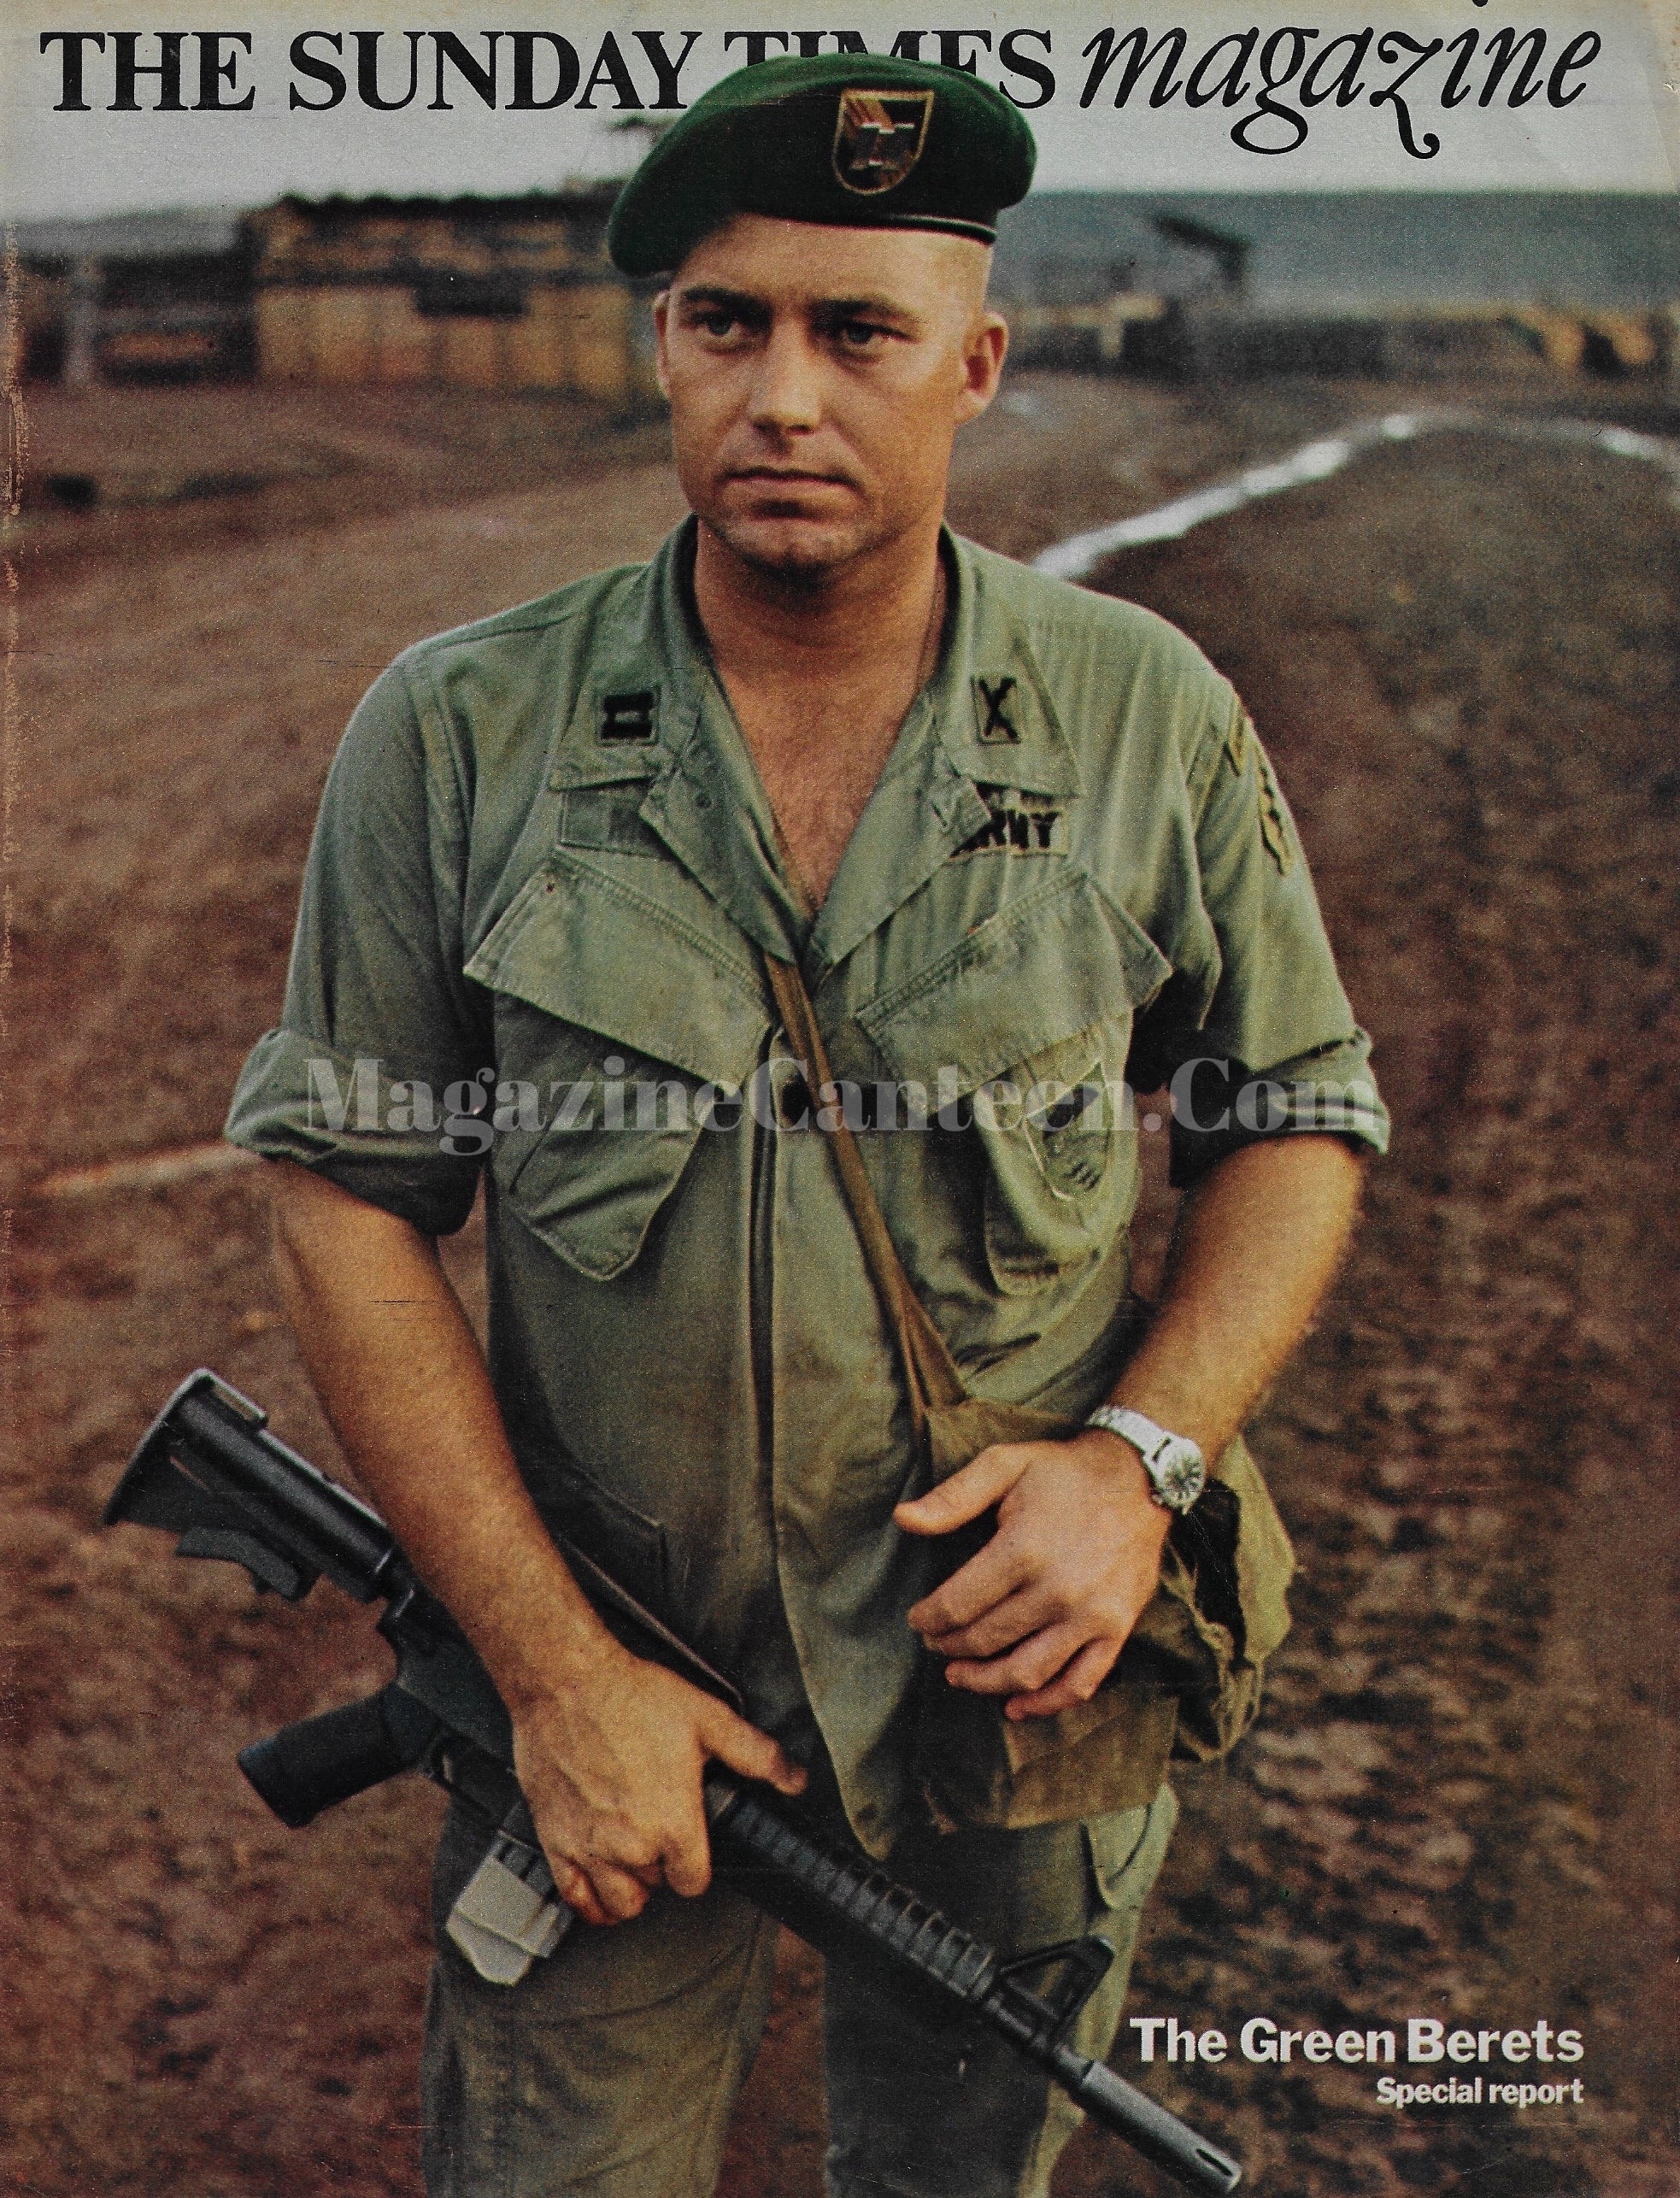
top-left (464, 851), bottom-right (771, 1279)
top-left (855, 871), bottom-right (1172, 1294)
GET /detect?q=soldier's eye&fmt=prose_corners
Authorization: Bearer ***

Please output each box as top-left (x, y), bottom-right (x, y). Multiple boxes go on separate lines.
top-left (683, 302), bottom-right (753, 341)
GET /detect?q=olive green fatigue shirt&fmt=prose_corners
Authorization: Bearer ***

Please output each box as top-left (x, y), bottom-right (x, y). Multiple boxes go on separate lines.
top-left (227, 520), bottom-right (1387, 1856)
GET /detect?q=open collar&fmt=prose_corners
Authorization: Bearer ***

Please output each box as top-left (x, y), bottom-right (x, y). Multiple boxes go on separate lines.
top-left (543, 522), bottom-right (801, 959)
top-left (545, 521), bottom-right (1081, 972)
top-left (810, 531), bottom-right (1083, 969)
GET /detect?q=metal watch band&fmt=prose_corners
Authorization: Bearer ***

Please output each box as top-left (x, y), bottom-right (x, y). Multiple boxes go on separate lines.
top-left (1084, 1404), bottom-right (1207, 1512)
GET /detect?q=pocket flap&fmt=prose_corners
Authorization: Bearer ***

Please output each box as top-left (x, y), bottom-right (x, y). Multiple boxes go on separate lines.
top-left (555, 785), bottom-right (667, 860)
top-left (467, 852), bottom-right (770, 1093)
top-left (855, 871), bottom-right (1171, 1096)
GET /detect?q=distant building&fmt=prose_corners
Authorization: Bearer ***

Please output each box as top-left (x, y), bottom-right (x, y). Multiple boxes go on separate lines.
top-left (15, 209), bottom-right (253, 385)
top-left (245, 191), bottom-right (655, 405)
top-left (994, 193), bottom-right (1680, 315)
top-left (16, 191), bottom-right (659, 406)
top-left (995, 191), bottom-right (1680, 382)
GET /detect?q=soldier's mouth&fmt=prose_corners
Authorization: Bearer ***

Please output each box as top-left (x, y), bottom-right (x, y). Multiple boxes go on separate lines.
top-left (727, 467), bottom-right (856, 490)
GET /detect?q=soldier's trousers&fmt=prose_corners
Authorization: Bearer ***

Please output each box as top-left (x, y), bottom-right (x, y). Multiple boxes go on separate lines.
top-left (420, 1782), bottom-right (1178, 2198)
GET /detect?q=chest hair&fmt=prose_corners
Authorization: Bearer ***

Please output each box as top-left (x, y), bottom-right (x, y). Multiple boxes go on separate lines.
top-left (720, 566), bottom-right (947, 909)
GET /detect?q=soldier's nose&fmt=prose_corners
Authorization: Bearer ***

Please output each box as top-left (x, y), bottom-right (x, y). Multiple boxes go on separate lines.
top-left (749, 326), bottom-right (824, 435)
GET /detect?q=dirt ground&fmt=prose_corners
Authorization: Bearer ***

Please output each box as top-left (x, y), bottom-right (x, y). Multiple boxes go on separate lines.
top-left (3, 364), bottom-right (1677, 2198)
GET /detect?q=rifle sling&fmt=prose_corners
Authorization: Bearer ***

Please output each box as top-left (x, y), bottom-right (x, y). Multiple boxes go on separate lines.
top-left (761, 953), bottom-right (970, 1445)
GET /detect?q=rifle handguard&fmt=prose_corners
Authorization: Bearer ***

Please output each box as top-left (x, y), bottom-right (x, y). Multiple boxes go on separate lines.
top-left (707, 1778), bottom-right (1242, 2193)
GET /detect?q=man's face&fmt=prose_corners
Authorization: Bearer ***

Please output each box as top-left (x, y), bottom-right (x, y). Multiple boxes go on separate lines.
top-left (654, 214), bottom-right (1008, 584)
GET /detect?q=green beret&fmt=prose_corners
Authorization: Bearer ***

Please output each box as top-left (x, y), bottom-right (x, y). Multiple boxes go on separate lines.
top-left (607, 55), bottom-right (1036, 279)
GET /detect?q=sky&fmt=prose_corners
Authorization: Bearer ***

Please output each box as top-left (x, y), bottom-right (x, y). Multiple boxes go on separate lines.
top-left (3, 0), bottom-right (1676, 223)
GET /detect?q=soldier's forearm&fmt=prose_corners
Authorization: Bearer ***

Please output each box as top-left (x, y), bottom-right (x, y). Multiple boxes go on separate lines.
top-left (267, 1160), bottom-right (618, 1714)
top-left (1109, 1134), bottom-right (1365, 1460)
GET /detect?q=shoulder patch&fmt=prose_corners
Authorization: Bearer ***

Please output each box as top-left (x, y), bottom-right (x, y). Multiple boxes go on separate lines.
top-left (1256, 749), bottom-right (1296, 874)
top-left (1227, 706), bottom-right (1251, 774)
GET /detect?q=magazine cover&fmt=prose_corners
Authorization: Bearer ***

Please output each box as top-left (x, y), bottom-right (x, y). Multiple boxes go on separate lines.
top-left (4, 4), bottom-right (1676, 2194)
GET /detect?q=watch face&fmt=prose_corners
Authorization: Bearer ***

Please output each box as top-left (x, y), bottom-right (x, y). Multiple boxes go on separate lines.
top-left (1154, 1439), bottom-right (1207, 1511)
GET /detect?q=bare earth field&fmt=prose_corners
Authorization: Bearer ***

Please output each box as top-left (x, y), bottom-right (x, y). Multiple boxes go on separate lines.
top-left (3, 367), bottom-right (1677, 2197)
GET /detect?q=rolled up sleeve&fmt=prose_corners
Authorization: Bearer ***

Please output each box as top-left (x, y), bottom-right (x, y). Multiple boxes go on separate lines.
top-left (225, 656), bottom-right (491, 1235)
top-left (1134, 699), bottom-right (1389, 1189)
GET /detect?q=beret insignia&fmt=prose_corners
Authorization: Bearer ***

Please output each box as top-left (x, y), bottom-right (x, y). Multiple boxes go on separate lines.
top-left (832, 89), bottom-right (933, 196)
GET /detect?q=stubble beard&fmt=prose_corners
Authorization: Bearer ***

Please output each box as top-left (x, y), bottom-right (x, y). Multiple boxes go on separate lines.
top-left (699, 474), bottom-right (942, 601)
top-left (703, 508), bottom-right (873, 597)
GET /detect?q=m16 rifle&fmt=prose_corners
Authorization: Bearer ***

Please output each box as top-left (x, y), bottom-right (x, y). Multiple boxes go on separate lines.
top-left (105, 1367), bottom-right (1242, 2195)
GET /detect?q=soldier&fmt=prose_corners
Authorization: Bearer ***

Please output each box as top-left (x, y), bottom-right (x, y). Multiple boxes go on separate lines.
top-left (227, 54), bottom-right (1387, 2198)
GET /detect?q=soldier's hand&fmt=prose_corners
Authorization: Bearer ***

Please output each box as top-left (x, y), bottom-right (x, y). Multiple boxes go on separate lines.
top-left (895, 1432), bottom-right (1171, 1721)
top-left (508, 1637), bottom-right (806, 1928)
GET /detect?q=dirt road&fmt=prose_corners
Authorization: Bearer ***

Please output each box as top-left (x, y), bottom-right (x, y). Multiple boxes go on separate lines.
top-left (4, 369), bottom-right (1676, 2196)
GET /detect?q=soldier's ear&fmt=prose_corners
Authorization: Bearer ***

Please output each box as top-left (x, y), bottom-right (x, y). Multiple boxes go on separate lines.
top-left (652, 291), bottom-right (674, 399)
top-left (955, 310), bottom-right (1009, 425)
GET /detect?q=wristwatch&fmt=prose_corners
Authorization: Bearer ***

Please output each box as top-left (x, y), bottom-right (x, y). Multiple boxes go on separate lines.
top-left (1084, 1405), bottom-right (1207, 1513)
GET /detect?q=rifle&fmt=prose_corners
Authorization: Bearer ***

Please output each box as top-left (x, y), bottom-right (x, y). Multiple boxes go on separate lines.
top-left (104, 1368), bottom-right (1242, 2195)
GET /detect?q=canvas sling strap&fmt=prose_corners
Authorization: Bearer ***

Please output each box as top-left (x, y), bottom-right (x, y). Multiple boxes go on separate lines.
top-left (763, 951), bottom-right (967, 1437)
top-left (761, 951), bottom-right (1295, 1828)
